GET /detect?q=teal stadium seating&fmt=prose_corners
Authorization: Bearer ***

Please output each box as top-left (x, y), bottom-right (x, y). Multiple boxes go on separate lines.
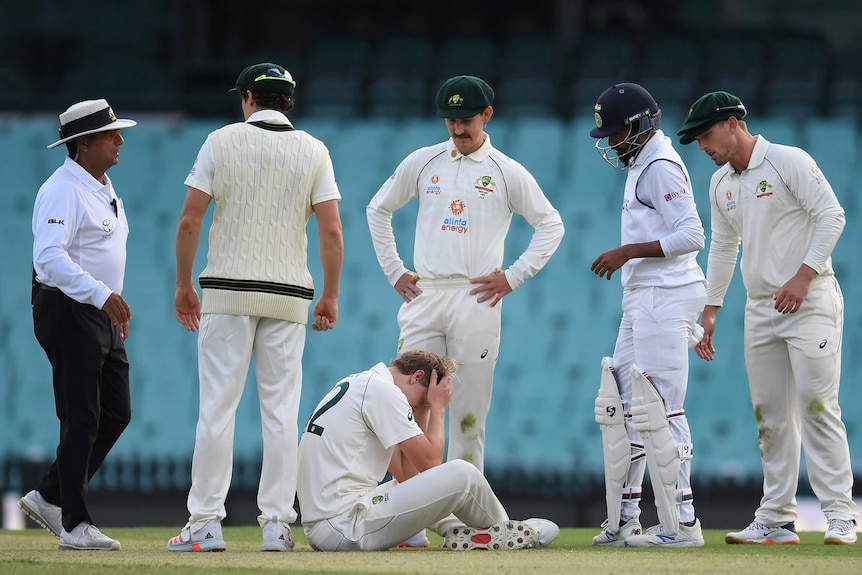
top-left (1, 107), bottom-right (859, 483)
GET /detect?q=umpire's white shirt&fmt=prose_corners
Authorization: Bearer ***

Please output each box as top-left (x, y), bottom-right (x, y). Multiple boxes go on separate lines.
top-left (704, 135), bottom-right (845, 305)
top-left (367, 135), bottom-right (564, 291)
top-left (297, 363), bottom-right (422, 524)
top-left (32, 156), bottom-right (128, 308)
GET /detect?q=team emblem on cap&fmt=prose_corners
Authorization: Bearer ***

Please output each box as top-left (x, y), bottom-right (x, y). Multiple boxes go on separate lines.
top-left (447, 94), bottom-right (464, 107)
top-left (108, 108), bottom-right (117, 122)
top-left (594, 103), bottom-right (603, 128)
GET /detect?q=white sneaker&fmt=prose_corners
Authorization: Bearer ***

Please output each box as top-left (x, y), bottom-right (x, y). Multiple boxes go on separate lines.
top-left (592, 518), bottom-right (642, 547)
top-left (18, 490), bottom-right (62, 538)
top-left (444, 520), bottom-right (537, 550)
top-left (167, 520), bottom-right (226, 552)
top-left (625, 519), bottom-right (705, 548)
top-left (824, 519), bottom-right (857, 545)
top-left (261, 520), bottom-right (295, 552)
top-left (58, 522), bottom-right (121, 551)
top-left (524, 518), bottom-right (560, 548)
top-left (396, 529), bottom-right (431, 548)
top-left (725, 521), bottom-right (799, 544)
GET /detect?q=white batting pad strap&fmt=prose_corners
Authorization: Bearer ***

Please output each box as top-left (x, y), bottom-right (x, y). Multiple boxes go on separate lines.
top-left (597, 357), bottom-right (630, 533)
top-left (678, 442), bottom-right (694, 460)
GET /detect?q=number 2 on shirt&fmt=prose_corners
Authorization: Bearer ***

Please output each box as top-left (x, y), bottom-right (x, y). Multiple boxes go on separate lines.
top-left (305, 381), bottom-right (349, 436)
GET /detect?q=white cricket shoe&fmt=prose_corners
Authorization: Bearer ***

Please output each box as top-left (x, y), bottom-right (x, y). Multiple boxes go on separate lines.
top-left (624, 519), bottom-right (705, 548)
top-left (725, 521), bottom-right (799, 545)
top-left (261, 520), bottom-right (295, 552)
top-left (524, 518), bottom-right (560, 548)
top-left (592, 518), bottom-right (642, 547)
top-left (396, 529), bottom-right (431, 548)
top-left (824, 519), bottom-right (857, 545)
top-left (444, 520), bottom-right (537, 550)
top-left (58, 522), bottom-right (121, 551)
top-left (18, 490), bottom-right (62, 538)
top-left (167, 520), bottom-right (226, 552)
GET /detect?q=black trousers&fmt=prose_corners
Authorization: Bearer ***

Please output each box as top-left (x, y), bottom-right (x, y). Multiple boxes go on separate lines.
top-left (32, 287), bottom-right (131, 531)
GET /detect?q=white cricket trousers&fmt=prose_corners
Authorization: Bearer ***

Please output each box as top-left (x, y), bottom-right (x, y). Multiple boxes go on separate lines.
top-left (303, 459), bottom-right (508, 551)
top-left (187, 313), bottom-right (305, 532)
top-left (397, 279), bottom-right (501, 472)
top-left (744, 275), bottom-right (858, 525)
top-left (612, 282), bottom-right (705, 524)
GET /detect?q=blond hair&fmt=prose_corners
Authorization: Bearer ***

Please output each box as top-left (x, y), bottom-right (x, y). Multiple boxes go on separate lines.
top-left (390, 350), bottom-right (458, 387)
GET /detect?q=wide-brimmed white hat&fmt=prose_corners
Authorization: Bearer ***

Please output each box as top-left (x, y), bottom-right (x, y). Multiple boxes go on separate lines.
top-left (47, 99), bottom-right (137, 149)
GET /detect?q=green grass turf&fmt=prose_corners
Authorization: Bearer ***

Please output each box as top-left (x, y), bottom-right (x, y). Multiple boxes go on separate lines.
top-left (1, 527), bottom-right (860, 575)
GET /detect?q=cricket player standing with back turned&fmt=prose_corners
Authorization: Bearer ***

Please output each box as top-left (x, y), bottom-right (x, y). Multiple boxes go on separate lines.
top-left (588, 83), bottom-right (706, 548)
top-left (678, 90), bottom-right (858, 546)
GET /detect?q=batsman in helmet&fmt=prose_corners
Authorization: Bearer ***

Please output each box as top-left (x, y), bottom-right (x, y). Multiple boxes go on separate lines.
top-left (588, 83), bottom-right (707, 548)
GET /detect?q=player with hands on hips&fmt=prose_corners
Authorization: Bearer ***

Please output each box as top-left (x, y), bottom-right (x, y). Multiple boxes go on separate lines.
top-left (588, 83), bottom-right (707, 548)
top-left (296, 350), bottom-right (559, 551)
top-left (367, 75), bottom-right (564, 475)
top-left (678, 91), bottom-right (857, 545)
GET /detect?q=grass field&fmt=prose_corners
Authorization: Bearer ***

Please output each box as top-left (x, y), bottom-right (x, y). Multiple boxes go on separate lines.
top-left (2, 526), bottom-right (860, 575)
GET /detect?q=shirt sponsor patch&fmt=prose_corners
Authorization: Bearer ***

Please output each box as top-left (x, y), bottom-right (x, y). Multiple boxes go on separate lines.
top-left (811, 164), bottom-right (825, 185)
top-left (663, 188), bottom-right (690, 202)
top-left (442, 199), bottom-right (468, 233)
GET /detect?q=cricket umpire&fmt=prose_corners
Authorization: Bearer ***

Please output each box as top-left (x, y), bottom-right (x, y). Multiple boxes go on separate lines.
top-left (19, 99), bottom-right (136, 550)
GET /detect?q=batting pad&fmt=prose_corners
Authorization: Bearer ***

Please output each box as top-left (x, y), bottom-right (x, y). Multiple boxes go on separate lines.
top-left (594, 357), bottom-right (630, 532)
top-left (629, 365), bottom-right (680, 535)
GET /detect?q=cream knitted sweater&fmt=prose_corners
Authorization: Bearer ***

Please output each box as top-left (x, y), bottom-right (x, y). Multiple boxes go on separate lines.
top-left (200, 122), bottom-right (328, 323)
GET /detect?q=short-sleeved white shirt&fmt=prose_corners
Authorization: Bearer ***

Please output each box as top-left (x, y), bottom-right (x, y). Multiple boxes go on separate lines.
top-left (297, 363), bottom-right (422, 523)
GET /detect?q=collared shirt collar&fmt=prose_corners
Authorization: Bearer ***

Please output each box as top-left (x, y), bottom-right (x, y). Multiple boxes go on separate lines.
top-left (746, 135), bottom-right (770, 171)
top-left (64, 156), bottom-right (112, 191)
top-left (628, 129), bottom-right (665, 169)
top-left (246, 109), bottom-right (293, 126)
top-left (445, 133), bottom-right (493, 162)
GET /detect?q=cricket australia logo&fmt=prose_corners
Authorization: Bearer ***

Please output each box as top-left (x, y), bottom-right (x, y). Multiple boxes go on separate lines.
top-left (447, 94), bottom-right (464, 107)
top-left (755, 180), bottom-right (774, 198)
top-left (372, 494), bottom-right (389, 505)
top-left (473, 175), bottom-right (496, 199)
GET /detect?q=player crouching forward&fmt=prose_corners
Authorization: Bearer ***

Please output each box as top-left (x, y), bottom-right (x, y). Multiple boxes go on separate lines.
top-left (296, 350), bottom-right (559, 551)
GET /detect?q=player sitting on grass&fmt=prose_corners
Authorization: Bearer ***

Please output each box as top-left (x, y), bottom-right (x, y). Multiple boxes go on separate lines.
top-left (296, 350), bottom-right (559, 551)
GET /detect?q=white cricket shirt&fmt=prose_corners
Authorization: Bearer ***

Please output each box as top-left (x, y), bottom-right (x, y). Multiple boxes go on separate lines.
top-left (32, 156), bottom-right (128, 308)
top-left (297, 363), bottom-right (422, 523)
top-left (366, 135), bottom-right (564, 290)
top-left (621, 130), bottom-right (706, 289)
top-left (704, 135), bottom-right (845, 304)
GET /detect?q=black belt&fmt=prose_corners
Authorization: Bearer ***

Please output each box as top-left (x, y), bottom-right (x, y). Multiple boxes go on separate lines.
top-left (37, 284), bottom-right (62, 292)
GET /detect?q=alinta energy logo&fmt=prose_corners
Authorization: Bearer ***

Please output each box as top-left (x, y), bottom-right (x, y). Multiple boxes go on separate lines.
top-left (442, 199), bottom-right (468, 233)
top-left (425, 174), bottom-right (441, 195)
